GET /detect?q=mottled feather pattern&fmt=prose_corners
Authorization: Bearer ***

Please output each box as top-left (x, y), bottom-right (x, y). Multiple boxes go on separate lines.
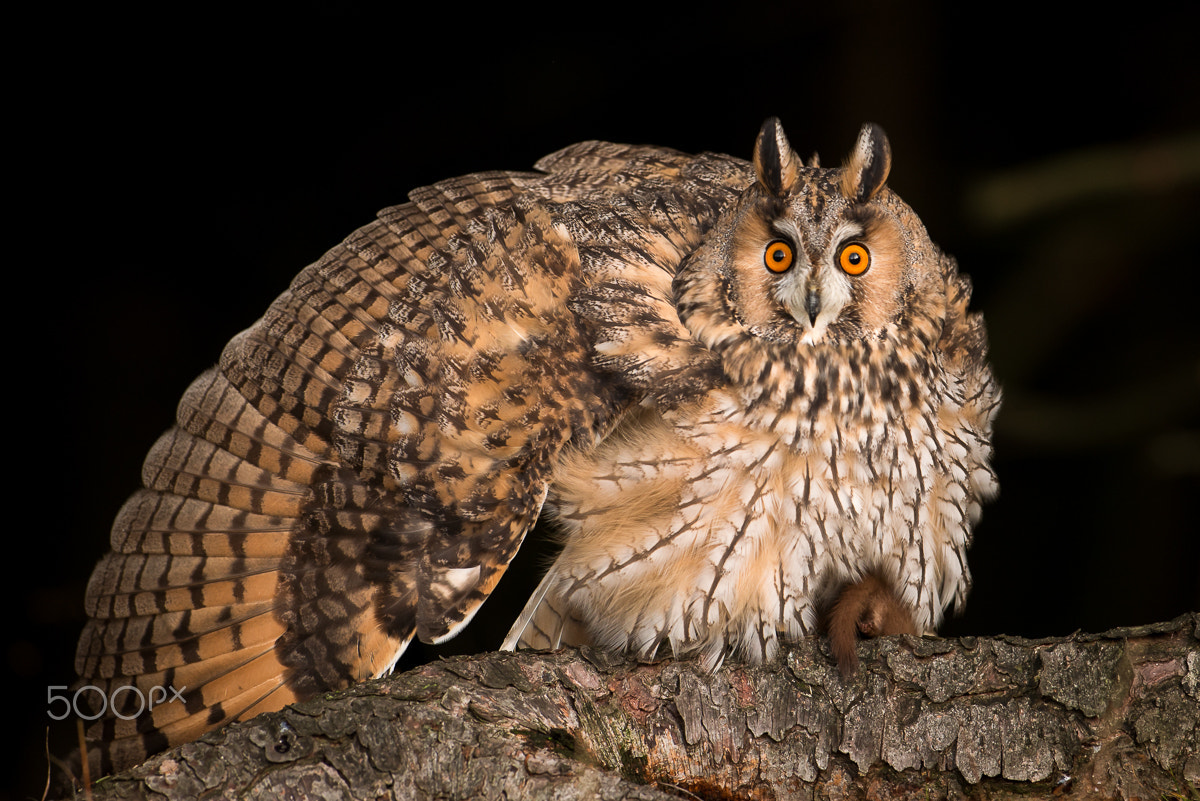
top-left (74, 120), bottom-right (998, 776)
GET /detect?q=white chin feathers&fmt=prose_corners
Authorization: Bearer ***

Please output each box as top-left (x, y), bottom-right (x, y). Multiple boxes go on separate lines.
top-left (777, 268), bottom-right (851, 343)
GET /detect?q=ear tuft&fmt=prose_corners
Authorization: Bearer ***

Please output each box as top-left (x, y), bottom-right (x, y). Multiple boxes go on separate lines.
top-left (753, 117), bottom-right (800, 197)
top-left (840, 122), bottom-right (892, 203)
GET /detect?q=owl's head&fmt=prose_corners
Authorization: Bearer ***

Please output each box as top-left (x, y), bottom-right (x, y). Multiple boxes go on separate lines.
top-left (676, 119), bottom-right (949, 358)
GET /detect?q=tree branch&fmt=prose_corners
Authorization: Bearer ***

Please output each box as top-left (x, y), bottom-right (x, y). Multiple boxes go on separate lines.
top-left (68, 615), bottom-right (1199, 800)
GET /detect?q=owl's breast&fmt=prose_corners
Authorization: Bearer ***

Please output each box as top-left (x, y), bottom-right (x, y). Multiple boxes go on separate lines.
top-left (535, 360), bottom-right (986, 665)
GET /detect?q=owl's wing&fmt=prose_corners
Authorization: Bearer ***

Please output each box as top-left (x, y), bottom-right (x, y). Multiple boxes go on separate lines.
top-left (498, 149), bottom-right (757, 651)
top-left (543, 143), bottom-right (753, 404)
top-left (75, 142), bottom-right (749, 774)
top-left (934, 256), bottom-right (1001, 590)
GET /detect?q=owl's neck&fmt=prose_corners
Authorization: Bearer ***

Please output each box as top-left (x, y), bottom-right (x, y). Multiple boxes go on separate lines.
top-left (713, 327), bottom-right (942, 434)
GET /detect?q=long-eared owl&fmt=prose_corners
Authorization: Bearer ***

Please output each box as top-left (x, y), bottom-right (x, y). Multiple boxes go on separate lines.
top-left (74, 118), bottom-right (999, 774)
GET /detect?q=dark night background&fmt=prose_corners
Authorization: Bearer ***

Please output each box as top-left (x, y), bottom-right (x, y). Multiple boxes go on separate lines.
top-left (8, 4), bottom-right (1198, 798)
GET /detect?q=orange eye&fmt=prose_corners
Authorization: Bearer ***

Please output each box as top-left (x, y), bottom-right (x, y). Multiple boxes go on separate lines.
top-left (764, 240), bottom-right (795, 273)
top-left (837, 242), bottom-right (870, 275)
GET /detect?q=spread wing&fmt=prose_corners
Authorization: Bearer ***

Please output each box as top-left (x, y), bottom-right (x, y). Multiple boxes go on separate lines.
top-left (74, 140), bottom-right (750, 774)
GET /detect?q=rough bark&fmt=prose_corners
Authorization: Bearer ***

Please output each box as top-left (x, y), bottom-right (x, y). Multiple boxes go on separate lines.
top-left (66, 615), bottom-right (1198, 800)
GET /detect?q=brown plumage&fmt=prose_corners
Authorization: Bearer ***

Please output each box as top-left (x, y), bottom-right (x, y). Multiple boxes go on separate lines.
top-left (73, 119), bottom-right (999, 776)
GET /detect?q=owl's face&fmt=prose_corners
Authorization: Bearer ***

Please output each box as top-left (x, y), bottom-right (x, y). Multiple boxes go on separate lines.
top-left (676, 121), bottom-right (945, 356)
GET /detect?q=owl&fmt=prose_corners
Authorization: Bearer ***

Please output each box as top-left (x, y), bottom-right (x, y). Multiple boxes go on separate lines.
top-left (73, 119), bottom-right (999, 775)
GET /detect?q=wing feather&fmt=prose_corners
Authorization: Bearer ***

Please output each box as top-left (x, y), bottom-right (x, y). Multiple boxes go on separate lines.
top-left (75, 141), bottom-right (747, 777)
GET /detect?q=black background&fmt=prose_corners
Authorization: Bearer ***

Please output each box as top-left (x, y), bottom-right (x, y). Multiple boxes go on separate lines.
top-left (9, 4), bottom-right (1198, 797)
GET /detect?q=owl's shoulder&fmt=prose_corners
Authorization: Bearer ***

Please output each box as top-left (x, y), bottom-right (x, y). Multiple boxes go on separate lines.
top-left (533, 140), bottom-right (751, 198)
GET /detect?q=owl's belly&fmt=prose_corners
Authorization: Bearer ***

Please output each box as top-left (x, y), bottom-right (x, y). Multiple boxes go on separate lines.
top-left (517, 397), bottom-right (976, 668)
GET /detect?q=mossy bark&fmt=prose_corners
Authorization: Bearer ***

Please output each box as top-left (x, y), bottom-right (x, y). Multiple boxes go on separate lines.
top-left (67, 615), bottom-right (1199, 800)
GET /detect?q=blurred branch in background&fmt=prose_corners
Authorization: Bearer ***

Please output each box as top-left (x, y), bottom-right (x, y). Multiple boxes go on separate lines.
top-left (934, 130), bottom-right (1200, 642)
top-left (965, 132), bottom-right (1199, 461)
top-left (967, 132), bottom-right (1200, 231)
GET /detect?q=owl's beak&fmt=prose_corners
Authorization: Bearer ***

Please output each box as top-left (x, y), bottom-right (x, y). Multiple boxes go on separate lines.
top-left (805, 289), bottom-right (821, 326)
top-left (780, 274), bottom-right (836, 339)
